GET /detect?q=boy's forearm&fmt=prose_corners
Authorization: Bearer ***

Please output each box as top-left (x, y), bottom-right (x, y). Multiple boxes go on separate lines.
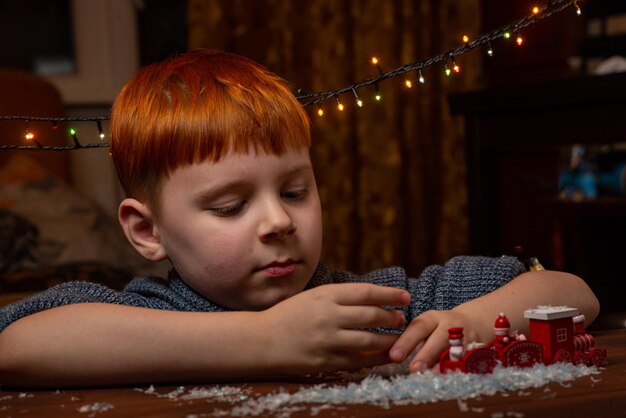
top-left (0, 303), bottom-right (271, 388)
top-left (0, 283), bottom-right (412, 387)
top-left (453, 270), bottom-right (600, 342)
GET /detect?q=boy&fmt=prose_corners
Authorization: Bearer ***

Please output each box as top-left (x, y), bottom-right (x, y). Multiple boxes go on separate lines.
top-left (0, 50), bottom-right (599, 387)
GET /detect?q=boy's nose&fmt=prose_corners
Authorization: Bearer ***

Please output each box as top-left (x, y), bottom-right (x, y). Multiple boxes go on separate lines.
top-left (258, 200), bottom-right (296, 241)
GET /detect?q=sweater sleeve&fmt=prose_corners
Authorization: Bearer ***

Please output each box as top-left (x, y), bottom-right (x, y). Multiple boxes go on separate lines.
top-left (322, 255), bottom-right (524, 332)
top-left (408, 255), bottom-right (526, 318)
top-left (0, 281), bottom-right (151, 333)
top-left (0, 275), bottom-right (227, 333)
top-left (325, 255), bottom-right (525, 323)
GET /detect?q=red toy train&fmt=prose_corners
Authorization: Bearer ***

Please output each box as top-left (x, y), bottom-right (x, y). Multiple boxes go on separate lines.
top-left (439, 306), bottom-right (607, 374)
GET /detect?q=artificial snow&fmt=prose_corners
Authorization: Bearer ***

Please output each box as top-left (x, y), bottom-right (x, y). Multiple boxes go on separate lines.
top-left (136, 362), bottom-right (600, 417)
top-left (136, 384), bottom-right (251, 402)
top-left (77, 401), bottom-right (114, 414)
top-left (210, 363), bottom-right (599, 417)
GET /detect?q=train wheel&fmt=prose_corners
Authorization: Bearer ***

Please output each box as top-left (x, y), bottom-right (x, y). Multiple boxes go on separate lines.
top-left (589, 349), bottom-right (606, 367)
top-left (553, 349), bottom-right (572, 364)
top-left (573, 351), bottom-right (587, 365)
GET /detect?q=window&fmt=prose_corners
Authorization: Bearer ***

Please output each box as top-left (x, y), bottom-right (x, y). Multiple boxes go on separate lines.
top-left (0, 0), bottom-right (139, 104)
top-left (46, 0), bottom-right (139, 104)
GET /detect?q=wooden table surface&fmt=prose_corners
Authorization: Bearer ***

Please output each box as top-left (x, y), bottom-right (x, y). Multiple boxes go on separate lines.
top-left (1, 328), bottom-right (625, 418)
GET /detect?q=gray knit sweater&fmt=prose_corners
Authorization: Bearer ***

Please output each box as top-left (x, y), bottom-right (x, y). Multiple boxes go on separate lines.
top-left (0, 255), bottom-right (525, 333)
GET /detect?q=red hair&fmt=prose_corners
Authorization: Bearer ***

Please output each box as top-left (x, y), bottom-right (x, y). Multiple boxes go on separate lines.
top-left (110, 49), bottom-right (310, 217)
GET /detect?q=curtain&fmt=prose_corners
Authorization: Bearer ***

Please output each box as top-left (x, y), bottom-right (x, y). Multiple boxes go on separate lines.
top-left (188, 0), bottom-right (481, 276)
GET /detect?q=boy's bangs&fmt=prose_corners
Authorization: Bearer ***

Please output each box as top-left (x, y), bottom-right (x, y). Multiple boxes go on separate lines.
top-left (173, 84), bottom-right (311, 167)
top-left (145, 66), bottom-right (311, 178)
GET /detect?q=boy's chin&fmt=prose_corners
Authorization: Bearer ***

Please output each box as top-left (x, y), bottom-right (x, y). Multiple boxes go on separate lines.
top-left (235, 290), bottom-right (300, 311)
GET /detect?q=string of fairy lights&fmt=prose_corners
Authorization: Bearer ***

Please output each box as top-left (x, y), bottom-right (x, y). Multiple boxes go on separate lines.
top-left (0, 0), bottom-right (582, 151)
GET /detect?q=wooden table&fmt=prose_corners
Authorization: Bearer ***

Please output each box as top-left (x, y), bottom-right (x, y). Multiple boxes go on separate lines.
top-left (1, 328), bottom-right (625, 418)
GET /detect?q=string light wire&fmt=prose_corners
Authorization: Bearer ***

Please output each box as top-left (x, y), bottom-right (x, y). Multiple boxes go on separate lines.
top-left (0, 0), bottom-right (578, 151)
top-left (297, 0), bottom-right (574, 107)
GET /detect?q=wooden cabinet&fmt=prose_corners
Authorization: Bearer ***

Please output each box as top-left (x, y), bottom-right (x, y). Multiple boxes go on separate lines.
top-left (450, 73), bottom-right (626, 328)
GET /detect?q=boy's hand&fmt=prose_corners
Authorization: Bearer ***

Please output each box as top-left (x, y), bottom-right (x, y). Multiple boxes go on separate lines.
top-left (260, 283), bottom-right (410, 374)
top-left (389, 309), bottom-right (478, 373)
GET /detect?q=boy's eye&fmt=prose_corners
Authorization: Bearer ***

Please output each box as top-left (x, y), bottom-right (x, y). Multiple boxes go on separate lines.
top-left (209, 200), bottom-right (246, 217)
top-left (282, 189), bottom-right (308, 201)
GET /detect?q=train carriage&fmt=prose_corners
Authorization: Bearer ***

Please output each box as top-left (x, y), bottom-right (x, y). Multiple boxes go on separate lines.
top-left (440, 306), bottom-right (607, 374)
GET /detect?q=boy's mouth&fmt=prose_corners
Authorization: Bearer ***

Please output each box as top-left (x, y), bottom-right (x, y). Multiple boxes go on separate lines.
top-left (258, 260), bottom-right (298, 277)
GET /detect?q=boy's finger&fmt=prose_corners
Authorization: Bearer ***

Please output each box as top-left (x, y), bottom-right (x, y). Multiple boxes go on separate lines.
top-left (337, 306), bottom-right (405, 329)
top-left (388, 316), bottom-right (435, 363)
top-left (333, 283), bottom-right (410, 307)
top-left (334, 329), bottom-right (400, 352)
top-left (407, 328), bottom-right (450, 372)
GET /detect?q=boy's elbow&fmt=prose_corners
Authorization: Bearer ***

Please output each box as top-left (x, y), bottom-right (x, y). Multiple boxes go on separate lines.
top-left (522, 270), bottom-right (600, 325)
top-left (569, 271), bottom-right (600, 323)
top-left (553, 270), bottom-right (600, 324)
top-left (586, 284), bottom-right (601, 325)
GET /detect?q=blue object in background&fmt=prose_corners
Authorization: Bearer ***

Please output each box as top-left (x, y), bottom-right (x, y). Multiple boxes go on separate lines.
top-left (559, 145), bottom-right (597, 199)
top-left (559, 162), bottom-right (626, 199)
top-left (559, 168), bottom-right (598, 199)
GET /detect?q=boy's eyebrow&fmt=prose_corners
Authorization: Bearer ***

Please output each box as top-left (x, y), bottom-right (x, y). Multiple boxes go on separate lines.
top-left (280, 164), bottom-right (314, 179)
top-left (193, 164), bottom-right (314, 203)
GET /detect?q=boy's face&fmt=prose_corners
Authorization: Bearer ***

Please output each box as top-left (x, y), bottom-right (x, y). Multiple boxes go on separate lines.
top-left (154, 147), bottom-right (323, 311)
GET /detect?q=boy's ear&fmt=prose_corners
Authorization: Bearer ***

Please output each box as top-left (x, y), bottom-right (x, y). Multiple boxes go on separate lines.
top-left (118, 198), bottom-right (167, 262)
